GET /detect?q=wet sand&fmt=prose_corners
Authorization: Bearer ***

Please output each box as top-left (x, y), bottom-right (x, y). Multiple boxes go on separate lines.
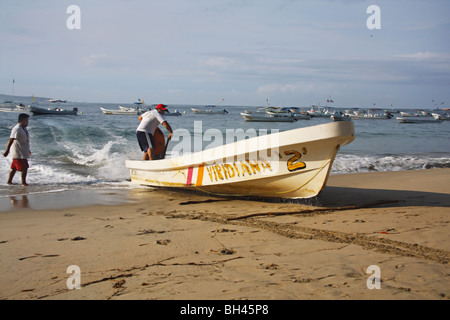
top-left (0, 169), bottom-right (449, 300)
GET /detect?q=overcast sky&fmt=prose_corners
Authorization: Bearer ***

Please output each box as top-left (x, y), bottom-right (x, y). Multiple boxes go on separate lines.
top-left (1, 0), bottom-right (449, 108)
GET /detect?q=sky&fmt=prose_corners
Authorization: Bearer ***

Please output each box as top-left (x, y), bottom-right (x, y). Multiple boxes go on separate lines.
top-left (1, 0), bottom-right (449, 108)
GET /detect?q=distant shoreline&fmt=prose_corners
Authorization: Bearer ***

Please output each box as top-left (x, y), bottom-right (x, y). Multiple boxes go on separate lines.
top-left (1, 93), bottom-right (447, 110)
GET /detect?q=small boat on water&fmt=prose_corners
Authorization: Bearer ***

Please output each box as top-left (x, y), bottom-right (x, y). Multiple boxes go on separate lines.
top-left (241, 107), bottom-right (298, 122)
top-left (119, 106), bottom-right (136, 112)
top-left (31, 106), bottom-right (78, 116)
top-left (331, 112), bottom-right (352, 122)
top-left (164, 109), bottom-right (182, 116)
top-left (100, 107), bottom-right (141, 115)
top-left (400, 110), bottom-right (432, 118)
top-left (126, 121), bottom-right (355, 199)
top-left (432, 112), bottom-right (450, 121)
top-left (307, 105), bottom-right (332, 118)
top-left (192, 105), bottom-right (228, 114)
top-left (241, 112), bottom-right (296, 122)
top-left (0, 104), bottom-right (30, 114)
top-left (349, 109), bottom-right (392, 120)
top-left (396, 117), bottom-right (442, 124)
top-left (267, 107), bottom-right (308, 119)
top-left (287, 108), bottom-right (312, 120)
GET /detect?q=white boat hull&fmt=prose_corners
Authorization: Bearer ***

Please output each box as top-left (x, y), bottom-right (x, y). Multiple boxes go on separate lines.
top-left (192, 108), bottom-right (228, 114)
top-left (126, 122), bottom-right (355, 199)
top-left (100, 107), bottom-right (140, 115)
top-left (396, 117), bottom-right (442, 124)
top-left (432, 113), bottom-right (450, 121)
top-left (240, 112), bottom-right (296, 122)
top-left (292, 113), bottom-right (312, 120)
top-left (331, 115), bottom-right (352, 122)
top-left (350, 115), bottom-right (390, 120)
top-left (0, 106), bottom-right (30, 113)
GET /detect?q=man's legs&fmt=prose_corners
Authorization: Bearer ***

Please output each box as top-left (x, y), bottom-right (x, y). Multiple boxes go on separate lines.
top-left (144, 147), bottom-right (155, 161)
top-left (8, 159), bottom-right (29, 186)
top-left (21, 168), bottom-right (28, 186)
top-left (7, 169), bottom-right (16, 185)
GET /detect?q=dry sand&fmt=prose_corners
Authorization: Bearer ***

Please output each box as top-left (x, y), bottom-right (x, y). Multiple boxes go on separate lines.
top-left (0, 169), bottom-right (449, 300)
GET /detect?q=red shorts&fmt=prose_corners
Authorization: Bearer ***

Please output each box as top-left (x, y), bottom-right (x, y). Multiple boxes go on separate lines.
top-left (11, 159), bottom-right (29, 172)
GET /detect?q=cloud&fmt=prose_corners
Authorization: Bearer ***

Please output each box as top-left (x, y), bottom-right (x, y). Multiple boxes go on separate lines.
top-left (199, 57), bottom-right (236, 69)
top-left (81, 54), bottom-right (129, 68)
top-left (394, 52), bottom-right (450, 61)
top-left (256, 82), bottom-right (314, 95)
top-left (82, 54), bottom-right (109, 67)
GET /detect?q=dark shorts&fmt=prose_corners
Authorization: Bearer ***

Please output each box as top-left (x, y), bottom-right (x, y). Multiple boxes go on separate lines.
top-left (11, 159), bottom-right (29, 172)
top-left (136, 131), bottom-right (154, 152)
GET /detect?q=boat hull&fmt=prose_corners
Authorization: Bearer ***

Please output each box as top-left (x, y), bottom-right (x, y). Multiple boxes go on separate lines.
top-left (0, 106), bottom-right (30, 114)
top-left (192, 108), bottom-right (228, 114)
top-left (396, 117), bottom-right (442, 124)
top-left (100, 107), bottom-right (140, 115)
top-left (240, 113), bottom-right (296, 122)
top-left (31, 106), bottom-right (77, 116)
top-left (126, 122), bottom-right (355, 199)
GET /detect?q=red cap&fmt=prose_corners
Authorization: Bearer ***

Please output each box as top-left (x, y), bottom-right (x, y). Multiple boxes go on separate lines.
top-left (156, 104), bottom-right (168, 111)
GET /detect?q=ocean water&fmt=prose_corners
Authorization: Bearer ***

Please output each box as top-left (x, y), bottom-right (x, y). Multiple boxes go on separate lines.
top-left (1, 102), bottom-right (449, 202)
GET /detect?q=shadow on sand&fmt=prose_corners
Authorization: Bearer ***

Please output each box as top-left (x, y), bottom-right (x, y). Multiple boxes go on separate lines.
top-left (317, 186), bottom-right (450, 208)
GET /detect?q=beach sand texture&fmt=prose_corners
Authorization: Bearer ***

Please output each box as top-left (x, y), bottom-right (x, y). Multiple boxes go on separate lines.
top-left (0, 169), bottom-right (449, 300)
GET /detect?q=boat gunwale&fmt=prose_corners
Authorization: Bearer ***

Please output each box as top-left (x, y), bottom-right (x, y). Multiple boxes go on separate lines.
top-left (126, 122), bottom-right (355, 172)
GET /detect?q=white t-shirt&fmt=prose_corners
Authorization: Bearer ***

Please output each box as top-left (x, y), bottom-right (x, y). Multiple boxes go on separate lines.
top-left (136, 110), bottom-right (166, 135)
top-left (10, 124), bottom-right (30, 159)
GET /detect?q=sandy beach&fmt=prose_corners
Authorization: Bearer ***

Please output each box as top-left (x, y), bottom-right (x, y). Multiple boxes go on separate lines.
top-left (0, 168), bottom-right (449, 300)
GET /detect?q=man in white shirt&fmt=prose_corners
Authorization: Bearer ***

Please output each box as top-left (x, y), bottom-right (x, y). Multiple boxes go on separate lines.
top-left (3, 113), bottom-right (31, 186)
top-left (136, 104), bottom-right (173, 160)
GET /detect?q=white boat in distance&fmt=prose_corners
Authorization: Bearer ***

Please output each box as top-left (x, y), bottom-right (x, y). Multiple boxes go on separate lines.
top-left (331, 112), bottom-right (352, 122)
top-left (307, 105), bottom-right (332, 118)
top-left (241, 112), bottom-right (296, 122)
top-left (0, 104), bottom-right (30, 114)
top-left (400, 110), bottom-right (431, 117)
top-left (432, 112), bottom-right (450, 121)
top-left (100, 107), bottom-right (141, 115)
top-left (241, 106), bottom-right (298, 122)
top-left (119, 106), bottom-right (137, 112)
top-left (287, 108), bottom-right (312, 120)
top-left (192, 105), bottom-right (229, 114)
top-left (396, 117), bottom-right (442, 124)
top-left (349, 109), bottom-right (392, 120)
top-left (126, 121), bottom-right (355, 199)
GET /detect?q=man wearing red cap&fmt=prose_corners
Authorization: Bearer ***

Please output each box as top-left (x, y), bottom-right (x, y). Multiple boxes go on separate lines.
top-left (136, 104), bottom-right (173, 161)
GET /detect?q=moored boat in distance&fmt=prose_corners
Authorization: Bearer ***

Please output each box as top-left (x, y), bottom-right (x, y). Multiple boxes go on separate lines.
top-left (100, 107), bottom-right (141, 115)
top-left (288, 107), bottom-right (312, 120)
top-left (331, 111), bottom-right (352, 122)
top-left (349, 108), bottom-right (392, 120)
top-left (241, 112), bottom-right (296, 122)
top-left (307, 105), bottom-right (332, 118)
top-left (400, 110), bottom-right (432, 117)
top-left (396, 117), bottom-right (442, 124)
top-left (31, 105), bottom-right (78, 116)
top-left (126, 121), bottom-right (355, 199)
top-left (0, 103), bottom-right (30, 114)
top-left (240, 106), bottom-right (300, 122)
top-left (164, 109), bottom-right (182, 116)
top-left (432, 112), bottom-right (450, 121)
top-left (192, 105), bottom-right (229, 114)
